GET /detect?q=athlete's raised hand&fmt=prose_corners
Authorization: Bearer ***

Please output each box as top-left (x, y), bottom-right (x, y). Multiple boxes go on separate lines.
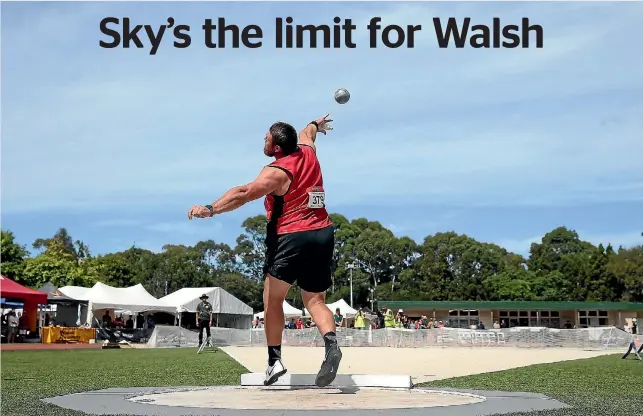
top-left (316, 113), bottom-right (333, 135)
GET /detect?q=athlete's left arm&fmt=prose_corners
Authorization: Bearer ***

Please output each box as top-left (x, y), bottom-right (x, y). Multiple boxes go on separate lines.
top-left (208, 167), bottom-right (289, 215)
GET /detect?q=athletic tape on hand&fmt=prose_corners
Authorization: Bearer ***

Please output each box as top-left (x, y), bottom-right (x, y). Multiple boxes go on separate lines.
top-left (320, 122), bottom-right (333, 131)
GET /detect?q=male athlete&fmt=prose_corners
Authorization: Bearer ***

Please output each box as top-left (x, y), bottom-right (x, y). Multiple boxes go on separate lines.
top-left (188, 113), bottom-right (341, 387)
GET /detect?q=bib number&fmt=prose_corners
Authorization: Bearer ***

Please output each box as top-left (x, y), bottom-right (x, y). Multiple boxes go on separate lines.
top-left (308, 192), bottom-right (325, 209)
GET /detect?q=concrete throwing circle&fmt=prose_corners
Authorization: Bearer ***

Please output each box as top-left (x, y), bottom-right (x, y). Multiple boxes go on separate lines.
top-left (128, 386), bottom-right (485, 410)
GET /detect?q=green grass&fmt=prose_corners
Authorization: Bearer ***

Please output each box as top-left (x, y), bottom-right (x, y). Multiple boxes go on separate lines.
top-left (420, 354), bottom-right (643, 416)
top-left (1, 347), bottom-right (247, 416)
top-left (2, 349), bottom-right (641, 416)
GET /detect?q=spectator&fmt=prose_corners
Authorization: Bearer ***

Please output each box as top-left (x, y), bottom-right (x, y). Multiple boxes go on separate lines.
top-left (6, 311), bottom-right (19, 343)
top-left (383, 305), bottom-right (395, 328)
top-left (420, 316), bottom-right (428, 329)
top-left (394, 310), bottom-right (404, 328)
top-left (334, 308), bottom-right (344, 328)
top-left (493, 320), bottom-right (500, 329)
top-left (125, 315), bottom-right (134, 329)
top-left (295, 317), bottom-right (304, 330)
top-left (632, 318), bottom-right (638, 335)
top-left (354, 310), bottom-right (366, 330)
top-left (114, 315), bottom-right (124, 328)
top-left (477, 320), bottom-right (485, 330)
top-left (102, 311), bottom-right (112, 328)
top-left (376, 309), bottom-right (385, 329)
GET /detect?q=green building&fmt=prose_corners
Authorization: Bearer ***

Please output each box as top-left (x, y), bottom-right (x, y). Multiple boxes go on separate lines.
top-left (378, 300), bottom-right (643, 329)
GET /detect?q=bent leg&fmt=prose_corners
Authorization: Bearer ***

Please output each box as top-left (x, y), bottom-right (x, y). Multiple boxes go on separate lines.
top-left (302, 289), bottom-right (342, 387)
top-left (301, 290), bottom-right (335, 336)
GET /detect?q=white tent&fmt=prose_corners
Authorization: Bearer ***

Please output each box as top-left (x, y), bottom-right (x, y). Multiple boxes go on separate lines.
top-left (254, 301), bottom-right (306, 319)
top-left (303, 299), bottom-right (359, 318)
top-left (59, 285), bottom-right (92, 301)
top-left (84, 282), bottom-right (176, 326)
top-left (327, 299), bottom-right (358, 318)
top-left (161, 287), bottom-right (253, 329)
top-left (161, 287), bottom-right (252, 315)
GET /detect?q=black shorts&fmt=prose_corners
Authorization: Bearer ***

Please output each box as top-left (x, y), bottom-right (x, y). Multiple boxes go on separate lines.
top-left (263, 225), bottom-right (335, 293)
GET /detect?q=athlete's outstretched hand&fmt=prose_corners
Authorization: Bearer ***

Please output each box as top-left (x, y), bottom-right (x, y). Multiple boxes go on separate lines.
top-left (316, 113), bottom-right (333, 135)
top-left (188, 205), bottom-right (212, 220)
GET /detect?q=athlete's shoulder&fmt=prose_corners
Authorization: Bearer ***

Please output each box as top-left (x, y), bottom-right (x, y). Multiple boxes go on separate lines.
top-left (299, 143), bottom-right (316, 154)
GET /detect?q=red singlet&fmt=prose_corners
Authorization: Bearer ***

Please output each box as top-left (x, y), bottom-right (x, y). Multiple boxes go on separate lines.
top-left (264, 144), bottom-right (333, 234)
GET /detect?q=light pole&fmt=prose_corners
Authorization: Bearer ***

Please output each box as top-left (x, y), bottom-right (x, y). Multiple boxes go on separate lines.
top-left (347, 262), bottom-right (356, 308)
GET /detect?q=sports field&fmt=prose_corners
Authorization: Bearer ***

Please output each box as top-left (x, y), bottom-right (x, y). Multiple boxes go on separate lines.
top-left (1, 347), bottom-right (641, 416)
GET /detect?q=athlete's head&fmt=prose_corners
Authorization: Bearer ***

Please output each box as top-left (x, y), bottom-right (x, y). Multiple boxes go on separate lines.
top-left (265, 122), bottom-right (298, 157)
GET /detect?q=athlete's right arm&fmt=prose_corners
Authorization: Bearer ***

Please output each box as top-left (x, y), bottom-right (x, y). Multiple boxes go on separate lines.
top-left (299, 113), bottom-right (333, 151)
top-left (299, 123), bottom-right (318, 152)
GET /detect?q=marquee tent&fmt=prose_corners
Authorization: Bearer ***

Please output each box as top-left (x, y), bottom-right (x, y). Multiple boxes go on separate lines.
top-left (254, 301), bottom-right (307, 319)
top-left (38, 282), bottom-right (76, 303)
top-left (303, 299), bottom-right (362, 319)
top-left (1, 275), bottom-right (48, 304)
top-left (0, 275), bottom-right (48, 330)
top-left (326, 299), bottom-right (359, 318)
top-left (58, 285), bottom-right (93, 301)
top-left (161, 287), bottom-right (253, 329)
top-left (86, 282), bottom-right (175, 313)
top-left (38, 282), bottom-right (86, 327)
top-left (161, 287), bottom-right (252, 315)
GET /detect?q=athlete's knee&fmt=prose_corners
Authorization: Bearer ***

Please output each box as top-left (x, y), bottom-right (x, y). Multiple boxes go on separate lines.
top-left (301, 290), bottom-right (326, 309)
top-left (264, 274), bottom-right (291, 302)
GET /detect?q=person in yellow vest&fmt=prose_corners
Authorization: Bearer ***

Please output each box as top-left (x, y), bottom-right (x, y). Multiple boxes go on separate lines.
top-left (354, 310), bottom-right (366, 330)
top-left (395, 310), bottom-right (404, 328)
top-left (383, 305), bottom-right (395, 328)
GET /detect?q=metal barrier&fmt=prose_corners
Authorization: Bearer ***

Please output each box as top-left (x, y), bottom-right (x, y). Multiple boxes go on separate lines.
top-left (147, 325), bottom-right (635, 351)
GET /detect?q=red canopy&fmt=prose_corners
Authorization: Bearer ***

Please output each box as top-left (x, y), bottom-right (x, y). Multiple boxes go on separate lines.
top-left (0, 275), bottom-right (48, 304)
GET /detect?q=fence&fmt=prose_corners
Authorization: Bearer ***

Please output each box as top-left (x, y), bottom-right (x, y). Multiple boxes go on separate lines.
top-left (147, 325), bottom-right (636, 351)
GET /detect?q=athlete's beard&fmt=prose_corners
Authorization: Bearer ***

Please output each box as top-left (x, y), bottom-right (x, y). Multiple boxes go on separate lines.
top-left (265, 145), bottom-right (277, 157)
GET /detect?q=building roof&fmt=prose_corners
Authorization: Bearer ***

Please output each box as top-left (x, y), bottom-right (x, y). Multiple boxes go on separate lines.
top-left (379, 300), bottom-right (643, 312)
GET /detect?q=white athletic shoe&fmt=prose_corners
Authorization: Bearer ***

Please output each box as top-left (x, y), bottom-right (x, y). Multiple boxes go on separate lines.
top-left (264, 359), bottom-right (287, 386)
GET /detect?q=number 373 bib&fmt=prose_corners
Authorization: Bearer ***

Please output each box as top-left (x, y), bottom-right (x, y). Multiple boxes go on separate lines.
top-left (307, 186), bottom-right (326, 209)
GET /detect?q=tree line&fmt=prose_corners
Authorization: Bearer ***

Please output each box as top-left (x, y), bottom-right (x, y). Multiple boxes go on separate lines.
top-left (2, 214), bottom-right (642, 312)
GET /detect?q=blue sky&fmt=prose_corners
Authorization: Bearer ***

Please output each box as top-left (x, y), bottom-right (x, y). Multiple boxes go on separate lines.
top-left (2, 1), bottom-right (642, 257)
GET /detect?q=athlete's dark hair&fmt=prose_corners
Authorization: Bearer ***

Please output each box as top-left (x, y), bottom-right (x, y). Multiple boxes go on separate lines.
top-left (269, 122), bottom-right (298, 155)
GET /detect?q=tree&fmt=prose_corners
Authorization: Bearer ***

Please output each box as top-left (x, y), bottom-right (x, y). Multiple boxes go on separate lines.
top-left (1, 229), bottom-right (29, 282)
top-left (234, 215), bottom-right (267, 280)
top-left (216, 271), bottom-right (264, 311)
top-left (1, 219), bottom-right (635, 308)
top-left (608, 245), bottom-right (643, 302)
top-left (528, 227), bottom-right (596, 301)
top-left (483, 269), bottom-right (535, 301)
top-left (582, 244), bottom-right (622, 301)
